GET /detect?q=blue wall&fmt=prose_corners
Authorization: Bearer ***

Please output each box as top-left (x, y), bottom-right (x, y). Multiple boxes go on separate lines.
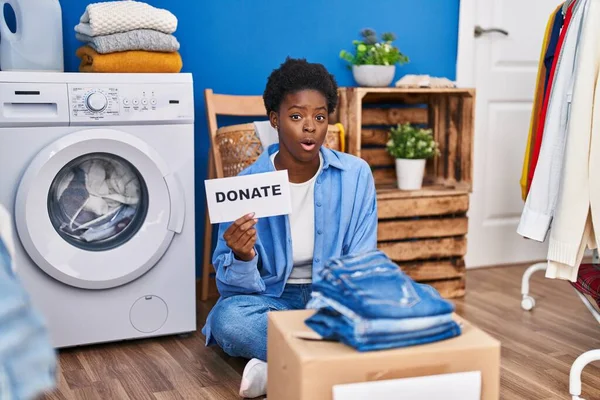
top-left (56, 0), bottom-right (460, 276)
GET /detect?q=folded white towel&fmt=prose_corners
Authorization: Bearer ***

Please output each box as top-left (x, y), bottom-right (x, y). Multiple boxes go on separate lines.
top-left (75, 1), bottom-right (178, 37)
top-left (395, 74), bottom-right (456, 88)
top-left (253, 121), bottom-right (279, 150)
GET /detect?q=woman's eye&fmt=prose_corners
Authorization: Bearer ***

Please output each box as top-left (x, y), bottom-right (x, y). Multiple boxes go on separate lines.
top-left (316, 115), bottom-right (326, 122)
top-left (291, 114), bottom-right (301, 121)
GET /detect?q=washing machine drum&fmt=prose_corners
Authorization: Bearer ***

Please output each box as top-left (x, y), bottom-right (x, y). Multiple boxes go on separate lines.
top-left (15, 129), bottom-right (185, 290)
top-left (48, 153), bottom-right (148, 251)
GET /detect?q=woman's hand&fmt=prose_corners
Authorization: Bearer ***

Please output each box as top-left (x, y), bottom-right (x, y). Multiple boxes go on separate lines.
top-left (223, 213), bottom-right (258, 262)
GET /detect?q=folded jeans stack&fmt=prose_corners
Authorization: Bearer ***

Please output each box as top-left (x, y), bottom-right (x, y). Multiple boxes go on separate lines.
top-left (75, 0), bottom-right (182, 73)
top-left (305, 250), bottom-right (461, 352)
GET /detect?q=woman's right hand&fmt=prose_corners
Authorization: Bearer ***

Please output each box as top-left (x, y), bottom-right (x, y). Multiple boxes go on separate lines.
top-left (223, 213), bottom-right (258, 262)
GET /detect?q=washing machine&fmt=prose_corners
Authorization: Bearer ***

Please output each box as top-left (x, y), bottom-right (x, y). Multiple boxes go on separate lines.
top-left (0, 72), bottom-right (196, 348)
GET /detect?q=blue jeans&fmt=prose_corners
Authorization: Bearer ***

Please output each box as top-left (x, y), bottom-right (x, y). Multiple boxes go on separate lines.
top-left (305, 250), bottom-right (461, 351)
top-left (208, 284), bottom-right (312, 361)
top-left (0, 206), bottom-right (57, 399)
top-left (306, 291), bottom-right (455, 336)
top-left (305, 306), bottom-right (461, 351)
top-left (313, 250), bottom-right (455, 319)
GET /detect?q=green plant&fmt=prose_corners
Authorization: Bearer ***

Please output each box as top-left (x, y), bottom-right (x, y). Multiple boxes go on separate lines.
top-left (386, 123), bottom-right (440, 159)
top-left (340, 28), bottom-right (409, 67)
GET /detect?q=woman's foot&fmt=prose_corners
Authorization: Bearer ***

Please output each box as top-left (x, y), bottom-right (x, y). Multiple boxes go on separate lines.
top-left (239, 358), bottom-right (267, 398)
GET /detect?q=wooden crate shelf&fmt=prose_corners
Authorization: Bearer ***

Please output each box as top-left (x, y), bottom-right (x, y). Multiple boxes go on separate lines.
top-left (338, 87), bottom-right (476, 299)
top-left (339, 87), bottom-right (475, 191)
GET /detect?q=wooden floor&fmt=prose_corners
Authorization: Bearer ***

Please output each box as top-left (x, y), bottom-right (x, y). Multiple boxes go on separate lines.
top-left (41, 264), bottom-right (600, 400)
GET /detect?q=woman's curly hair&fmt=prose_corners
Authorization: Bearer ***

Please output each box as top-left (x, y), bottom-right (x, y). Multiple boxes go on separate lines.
top-left (263, 57), bottom-right (338, 115)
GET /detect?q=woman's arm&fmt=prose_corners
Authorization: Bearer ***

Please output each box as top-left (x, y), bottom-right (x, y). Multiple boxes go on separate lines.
top-left (212, 218), bottom-right (266, 298)
top-left (345, 162), bottom-right (378, 255)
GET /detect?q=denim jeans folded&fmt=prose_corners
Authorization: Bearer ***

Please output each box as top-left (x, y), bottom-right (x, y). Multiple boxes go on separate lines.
top-left (305, 308), bottom-right (462, 352)
top-left (313, 250), bottom-right (455, 319)
top-left (306, 291), bottom-right (454, 337)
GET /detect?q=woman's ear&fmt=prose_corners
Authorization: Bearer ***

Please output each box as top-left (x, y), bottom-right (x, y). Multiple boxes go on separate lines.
top-left (269, 111), bottom-right (279, 131)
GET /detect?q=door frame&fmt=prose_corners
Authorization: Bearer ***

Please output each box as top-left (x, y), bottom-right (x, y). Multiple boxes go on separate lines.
top-left (456, 0), bottom-right (476, 88)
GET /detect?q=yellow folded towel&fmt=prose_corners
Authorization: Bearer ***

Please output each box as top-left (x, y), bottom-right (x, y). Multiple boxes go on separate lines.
top-left (76, 46), bottom-right (182, 73)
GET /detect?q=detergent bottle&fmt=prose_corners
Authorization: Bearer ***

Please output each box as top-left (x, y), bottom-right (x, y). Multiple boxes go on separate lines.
top-left (0, 0), bottom-right (64, 71)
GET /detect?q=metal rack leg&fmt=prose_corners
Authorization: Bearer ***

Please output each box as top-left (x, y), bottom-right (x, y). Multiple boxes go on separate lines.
top-left (521, 262), bottom-right (547, 311)
top-left (570, 248), bottom-right (600, 400)
top-left (569, 349), bottom-right (600, 400)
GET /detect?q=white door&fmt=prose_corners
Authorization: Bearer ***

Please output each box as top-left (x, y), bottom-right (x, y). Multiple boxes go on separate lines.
top-left (14, 128), bottom-right (185, 289)
top-left (458, 0), bottom-right (563, 267)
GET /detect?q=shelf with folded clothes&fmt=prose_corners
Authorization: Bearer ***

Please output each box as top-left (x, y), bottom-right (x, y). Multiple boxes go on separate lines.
top-left (74, 0), bottom-right (183, 73)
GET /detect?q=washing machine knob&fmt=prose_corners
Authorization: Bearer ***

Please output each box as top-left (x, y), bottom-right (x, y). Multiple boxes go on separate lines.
top-left (86, 92), bottom-right (108, 112)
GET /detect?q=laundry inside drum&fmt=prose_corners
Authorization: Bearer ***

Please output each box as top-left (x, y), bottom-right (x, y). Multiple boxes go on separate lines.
top-left (47, 152), bottom-right (149, 251)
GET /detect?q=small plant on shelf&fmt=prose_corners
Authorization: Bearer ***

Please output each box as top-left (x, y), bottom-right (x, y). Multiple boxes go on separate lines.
top-left (386, 123), bottom-right (439, 190)
top-left (340, 28), bottom-right (409, 87)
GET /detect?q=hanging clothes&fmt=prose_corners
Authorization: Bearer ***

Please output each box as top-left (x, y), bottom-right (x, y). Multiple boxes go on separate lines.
top-left (545, 0), bottom-right (600, 282)
top-left (520, 4), bottom-right (565, 200)
top-left (518, 0), bottom-right (600, 282)
top-left (518, 0), bottom-right (587, 242)
top-left (525, 4), bottom-right (573, 199)
top-left (544, 8), bottom-right (566, 93)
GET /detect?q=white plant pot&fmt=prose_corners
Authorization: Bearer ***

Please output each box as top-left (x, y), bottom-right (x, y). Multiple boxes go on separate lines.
top-left (352, 65), bottom-right (396, 87)
top-left (395, 158), bottom-right (426, 191)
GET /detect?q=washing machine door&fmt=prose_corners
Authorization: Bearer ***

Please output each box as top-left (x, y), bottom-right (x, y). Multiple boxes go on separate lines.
top-left (14, 128), bottom-right (185, 289)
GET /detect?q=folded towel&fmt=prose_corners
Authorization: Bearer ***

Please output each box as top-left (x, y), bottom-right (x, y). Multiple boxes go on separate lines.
top-left (253, 121), bottom-right (279, 150)
top-left (76, 46), bottom-right (182, 73)
top-left (395, 74), bottom-right (456, 88)
top-left (76, 29), bottom-right (180, 54)
top-left (75, 1), bottom-right (178, 37)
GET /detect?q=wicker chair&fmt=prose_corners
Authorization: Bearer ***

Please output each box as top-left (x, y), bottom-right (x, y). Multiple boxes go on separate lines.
top-left (201, 89), bottom-right (345, 300)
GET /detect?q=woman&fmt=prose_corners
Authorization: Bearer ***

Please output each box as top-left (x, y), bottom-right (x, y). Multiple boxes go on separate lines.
top-left (202, 58), bottom-right (377, 398)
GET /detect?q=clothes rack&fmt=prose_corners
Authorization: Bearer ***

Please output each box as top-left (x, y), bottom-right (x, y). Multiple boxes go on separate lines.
top-left (517, 2), bottom-right (600, 397)
top-left (520, 250), bottom-right (600, 400)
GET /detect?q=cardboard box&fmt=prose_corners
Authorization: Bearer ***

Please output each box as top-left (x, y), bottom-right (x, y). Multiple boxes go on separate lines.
top-left (267, 310), bottom-right (500, 400)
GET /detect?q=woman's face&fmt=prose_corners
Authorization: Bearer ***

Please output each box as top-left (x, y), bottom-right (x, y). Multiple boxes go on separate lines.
top-left (270, 89), bottom-right (329, 163)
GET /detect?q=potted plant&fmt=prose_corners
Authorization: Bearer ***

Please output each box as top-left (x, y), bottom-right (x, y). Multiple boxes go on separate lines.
top-left (386, 123), bottom-right (439, 190)
top-left (340, 28), bottom-right (409, 87)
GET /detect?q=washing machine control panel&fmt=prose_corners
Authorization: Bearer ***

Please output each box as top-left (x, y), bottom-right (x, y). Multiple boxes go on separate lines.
top-left (68, 83), bottom-right (194, 124)
top-left (71, 87), bottom-right (120, 118)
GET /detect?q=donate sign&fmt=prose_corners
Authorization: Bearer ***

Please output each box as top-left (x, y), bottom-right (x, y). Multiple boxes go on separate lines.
top-left (204, 170), bottom-right (292, 223)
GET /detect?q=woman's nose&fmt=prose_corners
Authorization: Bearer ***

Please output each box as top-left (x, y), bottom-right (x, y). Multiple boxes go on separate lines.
top-left (304, 120), bottom-right (316, 132)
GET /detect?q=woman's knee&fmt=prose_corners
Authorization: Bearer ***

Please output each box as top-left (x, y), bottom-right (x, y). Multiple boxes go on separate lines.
top-left (210, 295), bottom-right (269, 359)
top-left (213, 296), bottom-right (248, 328)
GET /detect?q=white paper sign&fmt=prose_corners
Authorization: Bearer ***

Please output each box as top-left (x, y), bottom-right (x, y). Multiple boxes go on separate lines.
top-left (204, 170), bottom-right (292, 224)
top-left (332, 371), bottom-right (481, 400)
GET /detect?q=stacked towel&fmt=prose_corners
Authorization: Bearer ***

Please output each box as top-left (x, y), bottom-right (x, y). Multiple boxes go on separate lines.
top-left (395, 74), bottom-right (456, 88)
top-left (74, 1), bottom-right (182, 73)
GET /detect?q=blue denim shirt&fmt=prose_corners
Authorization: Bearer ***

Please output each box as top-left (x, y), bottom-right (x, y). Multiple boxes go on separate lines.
top-left (0, 206), bottom-right (56, 399)
top-left (203, 144), bottom-right (378, 344)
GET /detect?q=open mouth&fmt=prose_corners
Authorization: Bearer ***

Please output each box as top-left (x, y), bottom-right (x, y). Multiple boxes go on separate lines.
top-left (300, 138), bottom-right (316, 152)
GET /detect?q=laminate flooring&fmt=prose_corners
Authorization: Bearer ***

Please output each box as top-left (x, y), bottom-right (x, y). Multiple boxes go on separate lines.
top-left (41, 264), bottom-right (600, 399)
